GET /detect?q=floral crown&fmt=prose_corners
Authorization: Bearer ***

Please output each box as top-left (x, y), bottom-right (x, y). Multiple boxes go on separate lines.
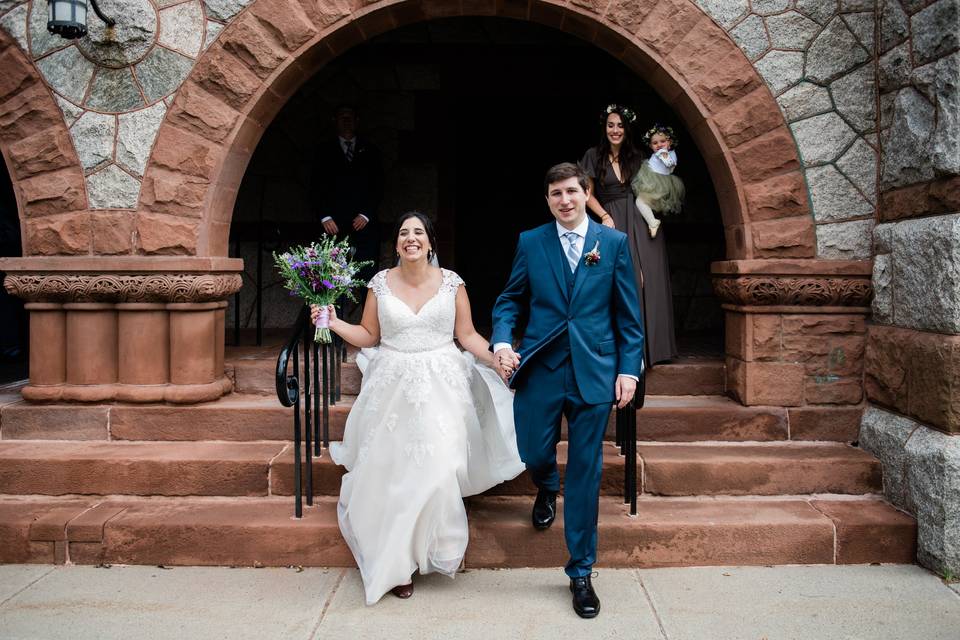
top-left (642, 123), bottom-right (678, 148)
top-left (603, 103), bottom-right (636, 124)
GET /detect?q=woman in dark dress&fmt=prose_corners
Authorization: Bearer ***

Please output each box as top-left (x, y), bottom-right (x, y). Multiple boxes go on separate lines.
top-left (579, 104), bottom-right (677, 365)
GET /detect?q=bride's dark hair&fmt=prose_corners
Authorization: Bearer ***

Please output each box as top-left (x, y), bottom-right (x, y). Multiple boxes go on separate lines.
top-left (393, 211), bottom-right (439, 262)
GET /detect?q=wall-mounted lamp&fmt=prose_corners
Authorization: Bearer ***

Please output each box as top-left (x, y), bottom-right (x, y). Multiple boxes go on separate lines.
top-left (47, 0), bottom-right (115, 40)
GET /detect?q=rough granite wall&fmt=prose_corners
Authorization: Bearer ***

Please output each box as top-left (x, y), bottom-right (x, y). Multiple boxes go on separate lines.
top-left (859, 0), bottom-right (960, 576)
top-left (0, 0), bottom-right (880, 260)
top-left (694, 0), bottom-right (879, 260)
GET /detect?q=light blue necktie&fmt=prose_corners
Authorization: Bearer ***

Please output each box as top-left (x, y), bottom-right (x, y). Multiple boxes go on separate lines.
top-left (563, 231), bottom-right (581, 273)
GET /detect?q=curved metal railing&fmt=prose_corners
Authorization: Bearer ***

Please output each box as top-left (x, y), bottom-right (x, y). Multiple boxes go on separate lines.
top-left (276, 305), bottom-right (343, 518)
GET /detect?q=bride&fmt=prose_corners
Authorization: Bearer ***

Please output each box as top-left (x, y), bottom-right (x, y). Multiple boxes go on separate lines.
top-left (313, 211), bottom-right (524, 605)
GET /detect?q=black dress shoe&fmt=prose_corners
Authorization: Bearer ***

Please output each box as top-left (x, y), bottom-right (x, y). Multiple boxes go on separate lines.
top-left (569, 575), bottom-right (600, 618)
top-left (532, 489), bottom-right (557, 530)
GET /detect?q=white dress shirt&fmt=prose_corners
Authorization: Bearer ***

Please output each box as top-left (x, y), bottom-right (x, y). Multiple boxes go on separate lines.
top-left (494, 216), bottom-right (639, 382)
top-left (320, 136), bottom-right (370, 224)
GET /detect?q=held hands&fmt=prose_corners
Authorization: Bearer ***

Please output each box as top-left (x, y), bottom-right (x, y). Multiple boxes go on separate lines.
top-left (494, 347), bottom-right (521, 383)
top-left (310, 304), bottom-right (338, 327)
top-left (600, 214), bottom-right (616, 229)
top-left (615, 375), bottom-right (637, 410)
top-left (322, 219), bottom-right (339, 235)
top-left (352, 215), bottom-right (368, 231)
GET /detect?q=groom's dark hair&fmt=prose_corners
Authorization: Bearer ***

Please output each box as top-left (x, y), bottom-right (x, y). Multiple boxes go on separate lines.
top-left (543, 163), bottom-right (592, 195)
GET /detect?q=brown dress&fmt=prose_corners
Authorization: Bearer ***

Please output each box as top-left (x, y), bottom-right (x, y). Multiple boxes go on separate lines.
top-left (580, 147), bottom-right (677, 365)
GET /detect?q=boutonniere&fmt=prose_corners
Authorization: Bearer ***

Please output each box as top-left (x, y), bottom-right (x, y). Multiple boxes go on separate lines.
top-left (584, 241), bottom-right (601, 266)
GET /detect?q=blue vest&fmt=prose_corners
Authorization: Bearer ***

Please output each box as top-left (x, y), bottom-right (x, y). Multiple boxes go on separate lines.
top-left (538, 241), bottom-right (578, 370)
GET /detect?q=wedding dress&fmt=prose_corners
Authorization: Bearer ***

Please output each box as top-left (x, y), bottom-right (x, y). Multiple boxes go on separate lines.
top-left (330, 268), bottom-right (525, 605)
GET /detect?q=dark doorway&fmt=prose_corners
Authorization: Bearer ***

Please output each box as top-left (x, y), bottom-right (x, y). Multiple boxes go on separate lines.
top-left (232, 17), bottom-right (724, 354)
top-left (0, 161), bottom-right (27, 384)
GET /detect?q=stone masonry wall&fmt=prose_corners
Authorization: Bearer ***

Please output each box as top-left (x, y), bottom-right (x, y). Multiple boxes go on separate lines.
top-left (0, 0), bottom-right (221, 254)
top-left (860, 0), bottom-right (960, 576)
top-left (0, 0), bottom-right (877, 259)
top-left (694, 0), bottom-right (879, 260)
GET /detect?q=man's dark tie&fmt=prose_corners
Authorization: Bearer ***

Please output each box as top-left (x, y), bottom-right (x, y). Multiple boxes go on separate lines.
top-left (344, 140), bottom-right (354, 162)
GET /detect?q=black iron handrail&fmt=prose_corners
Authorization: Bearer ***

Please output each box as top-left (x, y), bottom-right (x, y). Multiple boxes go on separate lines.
top-left (615, 372), bottom-right (645, 515)
top-left (276, 305), bottom-right (343, 518)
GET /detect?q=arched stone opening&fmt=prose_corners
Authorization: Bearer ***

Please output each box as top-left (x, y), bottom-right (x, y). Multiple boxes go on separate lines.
top-left (141, 0), bottom-right (814, 261)
top-left (0, 0), bottom-right (877, 409)
top-left (229, 16), bottom-right (726, 345)
top-left (0, 27), bottom-right (86, 256)
top-left (0, 146), bottom-right (27, 383)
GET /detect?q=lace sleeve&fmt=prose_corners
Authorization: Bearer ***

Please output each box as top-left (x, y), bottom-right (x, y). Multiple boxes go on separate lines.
top-left (441, 269), bottom-right (464, 294)
top-left (368, 270), bottom-right (389, 298)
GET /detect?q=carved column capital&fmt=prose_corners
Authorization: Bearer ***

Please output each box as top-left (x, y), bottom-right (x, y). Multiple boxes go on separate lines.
top-left (711, 275), bottom-right (873, 308)
top-left (4, 272), bottom-right (243, 303)
top-left (710, 259), bottom-right (874, 311)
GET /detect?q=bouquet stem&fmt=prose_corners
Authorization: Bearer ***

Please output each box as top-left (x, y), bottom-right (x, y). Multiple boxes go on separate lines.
top-left (314, 305), bottom-right (332, 344)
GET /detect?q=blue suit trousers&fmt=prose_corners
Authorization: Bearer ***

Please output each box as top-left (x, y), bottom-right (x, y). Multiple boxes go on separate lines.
top-left (514, 354), bottom-right (611, 579)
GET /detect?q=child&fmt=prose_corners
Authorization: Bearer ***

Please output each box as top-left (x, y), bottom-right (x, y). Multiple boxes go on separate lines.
top-left (631, 124), bottom-right (685, 238)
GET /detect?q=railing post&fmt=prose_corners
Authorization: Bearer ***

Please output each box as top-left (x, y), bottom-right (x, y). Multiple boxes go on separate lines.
top-left (321, 342), bottom-right (330, 449)
top-left (302, 315), bottom-right (313, 507)
top-left (313, 339), bottom-right (320, 458)
top-left (292, 345), bottom-right (302, 519)
top-left (623, 399), bottom-right (637, 515)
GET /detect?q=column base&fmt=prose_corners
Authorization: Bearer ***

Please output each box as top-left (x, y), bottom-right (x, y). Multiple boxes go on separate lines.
top-left (21, 377), bottom-right (234, 404)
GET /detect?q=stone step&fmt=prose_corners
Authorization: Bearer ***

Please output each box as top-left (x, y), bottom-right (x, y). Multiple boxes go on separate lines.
top-left (635, 442), bottom-right (881, 495)
top-left (3, 393), bottom-right (824, 443)
top-left (270, 442), bottom-right (627, 497)
top-left (1, 495), bottom-right (916, 567)
top-left (227, 345), bottom-right (724, 398)
top-left (271, 441), bottom-right (881, 497)
top-left (0, 441), bottom-right (289, 497)
top-left (0, 438), bottom-right (879, 499)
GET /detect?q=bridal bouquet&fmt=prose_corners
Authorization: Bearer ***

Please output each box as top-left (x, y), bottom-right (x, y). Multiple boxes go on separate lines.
top-left (273, 238), bottom-right (372, 343)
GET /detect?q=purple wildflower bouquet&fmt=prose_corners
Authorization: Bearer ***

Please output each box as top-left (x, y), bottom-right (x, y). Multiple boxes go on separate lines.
top-left (273, 237), bottom-right (372, 343)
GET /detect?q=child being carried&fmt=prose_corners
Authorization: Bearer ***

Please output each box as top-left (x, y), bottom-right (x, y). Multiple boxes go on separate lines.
top-left (631, 123), bottom-right (685, 238)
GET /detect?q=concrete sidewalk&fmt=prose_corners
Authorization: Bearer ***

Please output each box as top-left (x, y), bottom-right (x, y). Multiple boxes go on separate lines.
top-left (0, 564), bottom-right (958, 640)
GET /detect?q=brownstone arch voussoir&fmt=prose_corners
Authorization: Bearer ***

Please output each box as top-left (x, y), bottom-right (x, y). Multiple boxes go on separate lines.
top-left (140, 0), bottom-right (814, 259)
top-left (0, 28), bottom-right (87, 256)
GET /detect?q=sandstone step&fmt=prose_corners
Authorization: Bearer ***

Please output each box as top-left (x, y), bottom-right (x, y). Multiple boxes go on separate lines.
top-left (0, 441), bottom-right (288, 497)
top-left (635, 396), bottom-right (788, 441)
top-left (0, 495), bottom-right (916, 567)
top-left (270, 442), bottom-right (627, 497)
top-left (636, 442), bottom-right (881, 496)
top-left (1, 393), bottom-right (797, 443)
top-left (226, 344), bottom-right (724, 398)
top-left (0, 395), bottom-right (311, 442)
top-left (271, 442), bottom-right (881, 498)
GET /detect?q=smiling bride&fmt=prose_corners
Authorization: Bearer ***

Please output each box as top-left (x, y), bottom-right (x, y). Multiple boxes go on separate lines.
top-left (312, 211), bottom-right (524, 605)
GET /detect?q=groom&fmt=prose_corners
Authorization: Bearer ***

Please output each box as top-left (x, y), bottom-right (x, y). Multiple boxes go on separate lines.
top-left (491, 162), bottom-right (644, 619)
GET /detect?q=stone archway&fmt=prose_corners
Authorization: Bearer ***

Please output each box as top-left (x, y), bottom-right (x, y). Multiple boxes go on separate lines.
top-left (0, 27), bottom-right (86, 255)
top-left (0, 0), bottom-right (876, 411)
top-left (139, 0), bottom-right (814, 260)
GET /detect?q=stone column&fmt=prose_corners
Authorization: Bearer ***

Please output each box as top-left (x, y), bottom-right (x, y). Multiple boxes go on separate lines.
top-left (859, 0), bottom-right (960, 576)
top-left (712, 259), bottom-right (873, 438)
top-left (24, 303), bottom-right (66, 387)
top-left (0, 257), bottom-right (242, 404)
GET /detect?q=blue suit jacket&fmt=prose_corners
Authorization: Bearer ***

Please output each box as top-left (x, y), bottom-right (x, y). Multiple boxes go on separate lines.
top-left (492, 219), bottom-right (645, 405)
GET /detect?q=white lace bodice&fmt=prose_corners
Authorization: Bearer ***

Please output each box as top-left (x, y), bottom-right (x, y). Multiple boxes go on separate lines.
top-left (368, 268), bottom-right (464, 353)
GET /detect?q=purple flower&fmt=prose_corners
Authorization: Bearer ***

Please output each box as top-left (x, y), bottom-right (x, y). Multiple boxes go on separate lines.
top-left (322, 279), bottom-right (334, 289)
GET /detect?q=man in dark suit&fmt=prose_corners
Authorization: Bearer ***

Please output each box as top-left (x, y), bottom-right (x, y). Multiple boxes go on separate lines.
top-left (491, 162), bottom-right (644, 619)
top-left (314, 105), bottom-right (384, 302)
